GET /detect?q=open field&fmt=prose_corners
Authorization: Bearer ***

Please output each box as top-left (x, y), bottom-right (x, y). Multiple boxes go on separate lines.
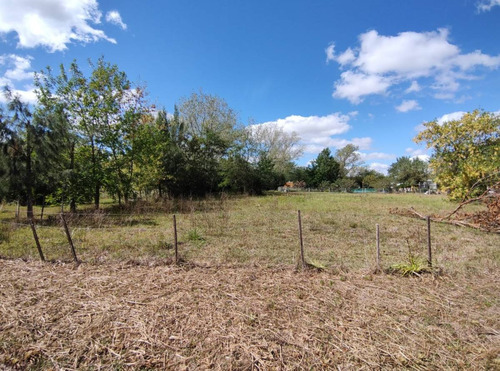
top-left (0, 260), bottom-right (499, 369)
top-left (0, 193), bottom-right (499, 369)
top-left (1, 193), bottom-right (499, 272)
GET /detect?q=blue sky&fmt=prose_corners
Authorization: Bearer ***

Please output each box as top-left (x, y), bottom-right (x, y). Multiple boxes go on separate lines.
top-left (1, 0), bottom-right (500, 173)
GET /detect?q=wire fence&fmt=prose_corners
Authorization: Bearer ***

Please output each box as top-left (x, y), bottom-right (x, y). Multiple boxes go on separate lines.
top-left (0, 206), bottom-right (438, 273)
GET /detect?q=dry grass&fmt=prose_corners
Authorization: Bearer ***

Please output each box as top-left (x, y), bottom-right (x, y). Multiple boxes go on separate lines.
top-left (0, 259), bottom-right (498, 370)
top-left (1, 194), bottom-right (499, 369)
top-left (1, 193), bottom-right (499, 275)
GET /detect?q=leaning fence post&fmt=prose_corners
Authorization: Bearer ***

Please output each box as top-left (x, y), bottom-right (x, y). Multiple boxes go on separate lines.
top-left (376, 223), bottom-right (381, 272)
top-left (29, 218), bottom-right (45, 262)
top-left (61, 213), bottom-right (79, 263)
top-left (173, 214), bottom-right (178, 264)
top-left (298, 210), bottom-right (305, 269)
top-left (426, 216), bottom-right (432, 268)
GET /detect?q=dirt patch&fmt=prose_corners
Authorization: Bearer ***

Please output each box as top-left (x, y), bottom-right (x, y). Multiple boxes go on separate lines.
top-left (0, 260), bottom-right (499, 369)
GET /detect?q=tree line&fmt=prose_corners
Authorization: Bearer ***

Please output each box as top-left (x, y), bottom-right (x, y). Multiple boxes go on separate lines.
top-left (1, 58), bottom-right (498, 217)
top-left (0, 58), bottom-right (315, 216)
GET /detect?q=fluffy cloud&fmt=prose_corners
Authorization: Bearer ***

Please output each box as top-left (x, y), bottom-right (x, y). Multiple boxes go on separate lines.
top-left (258, 113), bottom-right (351, 141)
top-left (395, 100), bottom-right (421, 112)
top-left (325, 44), bottom-right (335, 63)
top-left (359, 152), bottom-right (396, 161)
top-left (414, 110), bottom-right (466, 132)
top-left (405, 81), bottom-right (421, 93)
top-left (477, 0), bottom-right (500, 12)
top-left (106, 10), bottom-right (127, 30)
top-left (327, 29), bottom-right (500, 104)
top-left (333, 71), bottom-right (391, 104)
top-left (436, 111), bottom-right (466, 125)
top-left (0, 0), bottom-right (117, 52)
top-left (368, 163), bottom-right (390, 175)
top-left (253, 113), bottom-right (372, 156)
top-left (0, 54), bottom-right (36, 103)
top-left (405, 147), bottom-right (430, 162)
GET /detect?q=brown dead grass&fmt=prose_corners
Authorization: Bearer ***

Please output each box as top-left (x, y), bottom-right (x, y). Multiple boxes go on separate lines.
top-left (0, 259), bottom-right (498, 370)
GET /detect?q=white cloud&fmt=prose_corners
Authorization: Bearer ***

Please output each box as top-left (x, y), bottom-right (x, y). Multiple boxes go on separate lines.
top-left (336, 48), bottom-right (356, 66)
top-left (0, 54), bottom-right (34, 81)
top-left (359, 152), bottom-right (397, 161)
top-left (328, 28), bottom-right (500, 103)
top-left (303, 137), bottom-right (372, 154)
top-left (405, 81), bottom-right (421, 93)
top-left (414, 110), bottom-right (466, 132)
top-left (368, 162), bottom-right (390, 175)
top-left (257, 113), bottom-right (351, 141)
top-left (0, 54), bottom-right (36, 103)
top-left (411, 154), bottom-right (430, 162)
top-left (404, 149), bottom-right (430, 162)
top-left (333, 71), bottom-right (391, 104)
top-left (0, 0), bottom-right (117, 52)
top-left (253, 113), bottom-right (372, 157)
top-left (436, 111), bottom-right (466, 125)
top-left (477, 0), bottom-right (500, 12)
top-left (106, 10), bottom-right (127, 30)
top-left (325, 43), bottom-right (335, 63)
top-left (396, 99), bottom-right (421, 112)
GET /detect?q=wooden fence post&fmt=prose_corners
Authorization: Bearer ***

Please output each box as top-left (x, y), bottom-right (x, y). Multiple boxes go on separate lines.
top-left (15, 200), bottom-right (20, 220)
top-left (426, 216), bottom-right (432, 268)
top-left (29, 218), bottom-right (45, 262)
top-left (173, 214), bottom-right (178, 264)
top-left (298, 210), bottom-right (305, 269)
top-left (376, 223), bottom-right (381, 272)
top-left (61, 213), bottom-right (79, 263)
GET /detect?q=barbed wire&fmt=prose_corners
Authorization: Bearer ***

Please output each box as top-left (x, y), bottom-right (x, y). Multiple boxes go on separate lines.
top-left (0, 219), bottom-right (169, 231)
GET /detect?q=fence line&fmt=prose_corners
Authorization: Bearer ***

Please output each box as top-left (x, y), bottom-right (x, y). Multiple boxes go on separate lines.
top-left (1, 210), bottom-right (435, 272)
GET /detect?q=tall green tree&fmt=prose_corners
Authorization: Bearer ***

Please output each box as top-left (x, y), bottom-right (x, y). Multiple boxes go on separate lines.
top-left (0, 88), bottom-right (56, 218)
top-left (177, 91), bottom-right (241, 195)
top-left (414, 110), bottom-right (499, 200)
top-left (335, 144), bottom-right (364, 178)
top-left (35, 58), bottom-right (148, 208)
top-left (388, 156), bottom-right (429, 189)
top-left (309, 148), bottom-right (340, 188)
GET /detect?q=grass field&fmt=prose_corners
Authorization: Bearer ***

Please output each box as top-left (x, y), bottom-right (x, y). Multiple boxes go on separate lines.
top-left (0, 193), bottom-right (499, 369)
top-left (1, 192), bottom-right (498, 273)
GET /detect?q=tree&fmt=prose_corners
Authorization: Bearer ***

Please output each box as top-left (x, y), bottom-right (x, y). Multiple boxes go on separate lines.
top-left (34, 58), bottom-right (148, 208)
top-left (176, 91), bottom-right (244, 195)
top-left (414, 110), bottom-right (500, 200)
top-left (388, 156), bottom-right (429, 189)
top-left (360, 170), bottom-right (389, 190)
top-left (334, 144), bottom-right (364, 178)
top-left (246, 122), bottom-right (303, 175)
top-left (0, 88), bottom-right (56, 218)
top-left (309, 148), bottom-right (340, 188)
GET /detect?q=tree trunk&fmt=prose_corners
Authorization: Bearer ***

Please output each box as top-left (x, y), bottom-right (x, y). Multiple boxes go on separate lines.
top-left (69, 141), bottom-right (77, 213)
top-left (26, 142), bottom-right (34, 219)
top-left (94, 184), bottom-right (100, 210)
top-left (91, 136), bottom-right (100, 210)
top-left (70, 199), bottom-right (77, 214)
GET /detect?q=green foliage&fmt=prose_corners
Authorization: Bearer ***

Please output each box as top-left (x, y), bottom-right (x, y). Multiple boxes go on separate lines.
top-left (309, 148), bottom-right (340, 188)
top-left (186, 228), bottom-right (204, 242)
top-left (388, 156), bottom-right (429, 189)
top-left (414, 110), bottom-right (500, 200)
top-left (246, 122), bottom-right (303, 175)
top-left (34, 58), bottom-right (148, 208)
top-left (390, 254), bottom-right (428, 276)
top-left (3, 58), bottom-right (312, 205)
top-left (335, 144), bottom-right (364, 178)
top-left (333, 177), bottom-right (357, 192)
top-left (0, 87), bottom-right (58, 217)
